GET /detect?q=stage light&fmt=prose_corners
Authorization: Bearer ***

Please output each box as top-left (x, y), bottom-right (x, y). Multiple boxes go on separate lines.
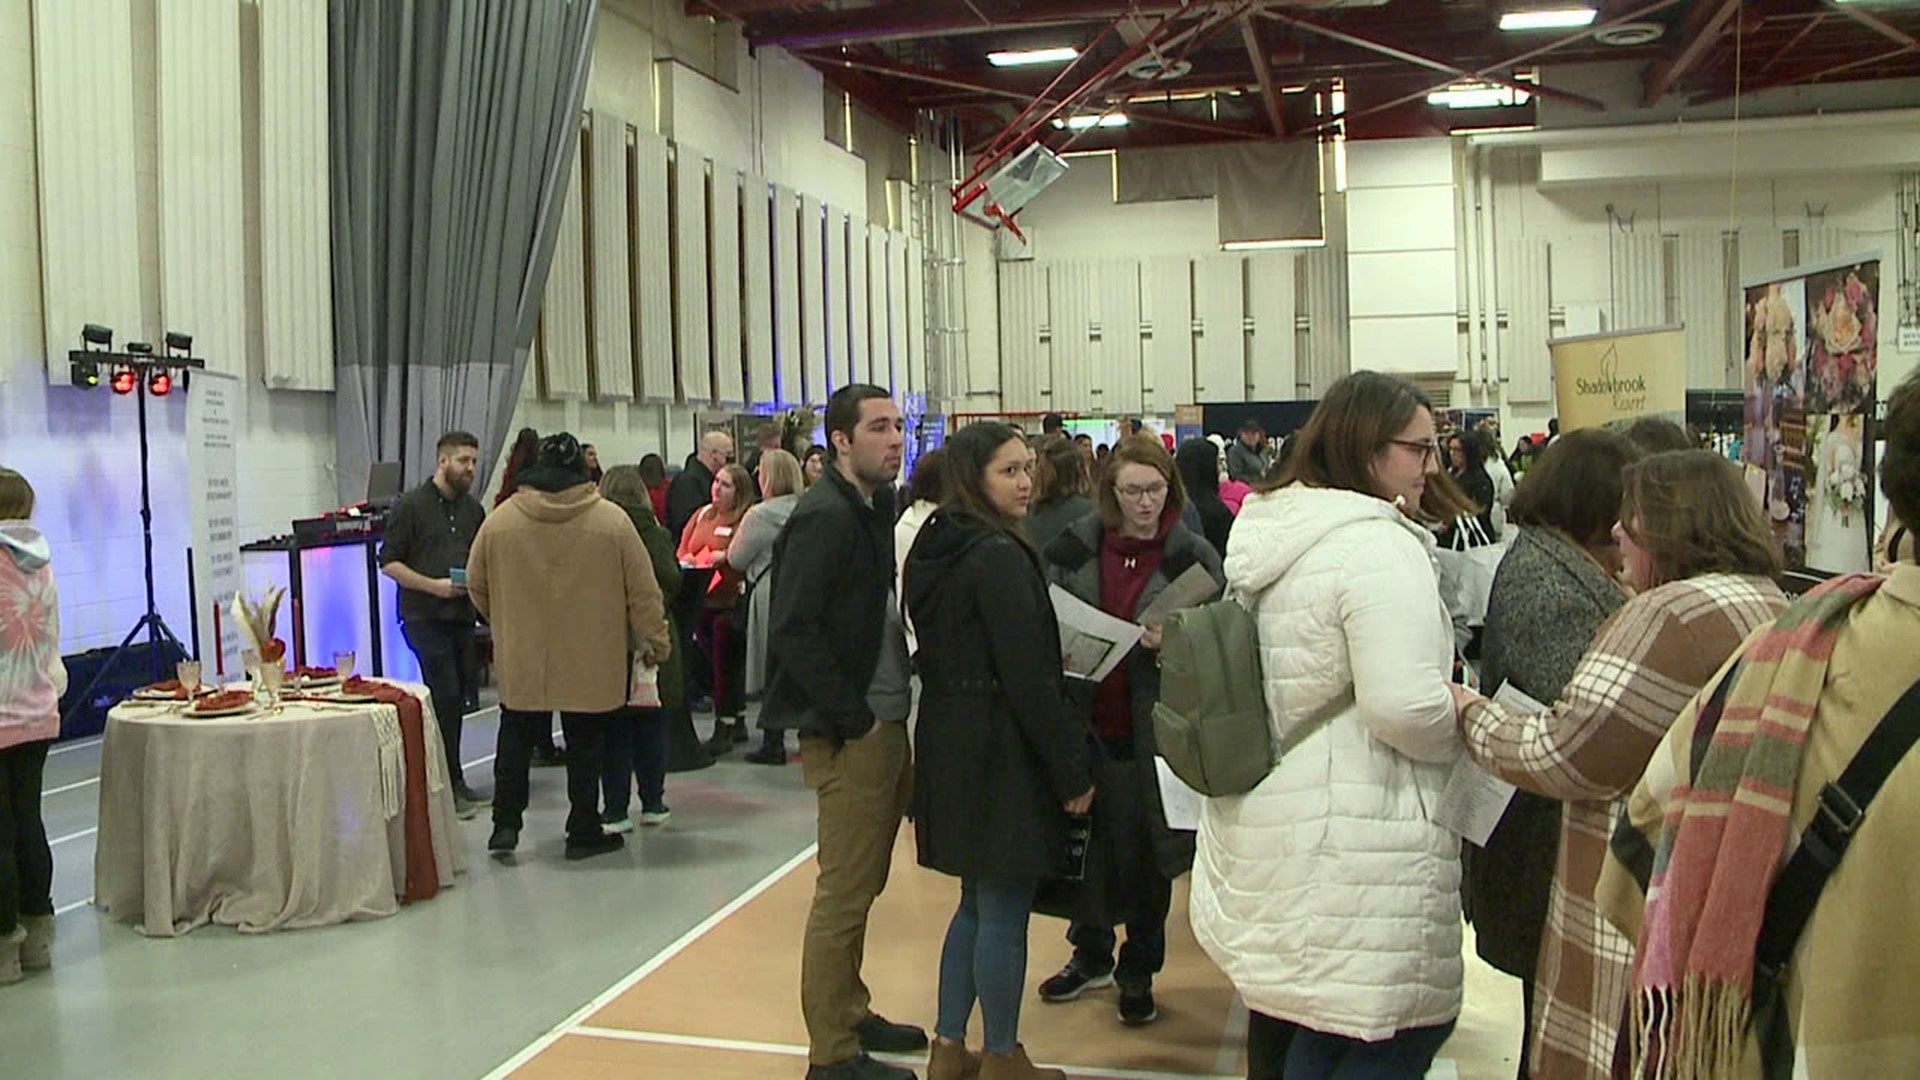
top-left (127, 341), bottom-right (154, 355)
top-left (148, 369), bottom-right (172, 397)
top-left (81, 323), bottom-right (113, 348)
top-left (165, 331), bottom-right (193, 354)
top-left (70, 356), bottom-right (101, 388)
top-left (111, 367), bottom-right (138, 395)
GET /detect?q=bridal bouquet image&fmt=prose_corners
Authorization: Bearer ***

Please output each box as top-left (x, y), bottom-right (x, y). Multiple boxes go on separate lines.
top-left (1807, 265), bottom-right (1878, 415)
top-left (1816, 416), bottom-right (1867, 527)
top-left (1746, 282), bottom-right (1800, 393)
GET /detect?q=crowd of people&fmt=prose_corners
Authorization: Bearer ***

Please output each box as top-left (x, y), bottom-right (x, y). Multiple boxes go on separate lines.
top-left (3, 368), bottom-right (1918, 1080)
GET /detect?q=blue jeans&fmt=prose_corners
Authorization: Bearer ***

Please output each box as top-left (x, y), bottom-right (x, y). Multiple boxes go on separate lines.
top-left (1279, 1019), bottom-right (1456, 1080)
top-left (601, 707), bottom-right (670, 819)
top-left (936, 877), bottom-right (1037, 1055)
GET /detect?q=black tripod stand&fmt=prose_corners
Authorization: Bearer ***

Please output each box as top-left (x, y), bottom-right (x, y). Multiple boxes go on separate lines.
top-left (62, 361), bottom-right (192, 725)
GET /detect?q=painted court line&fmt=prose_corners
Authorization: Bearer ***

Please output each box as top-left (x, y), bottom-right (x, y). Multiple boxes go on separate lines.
top-left (480, 842), bottom-right (821, 1080)
top-left (55, 897), bottom-right (92, 916)
top-left (43, 776), bottom-right (101, 797)
top-left (50, 827), bottom-right (97, 847)
top-left (566, 1026), bottom-right (1244, 1080)
top-left (47, 736), bottom-right (103, 756)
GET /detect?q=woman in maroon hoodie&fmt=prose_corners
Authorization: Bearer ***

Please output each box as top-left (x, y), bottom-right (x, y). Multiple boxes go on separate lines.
top-left (1035, 436), bottom-right (1225, 1028)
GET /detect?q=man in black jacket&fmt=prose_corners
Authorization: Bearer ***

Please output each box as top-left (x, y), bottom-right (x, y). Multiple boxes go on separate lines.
top-left (763, 385), bottom-right (923, 1080)
top-left (665, 429), bottom-right (734, 542)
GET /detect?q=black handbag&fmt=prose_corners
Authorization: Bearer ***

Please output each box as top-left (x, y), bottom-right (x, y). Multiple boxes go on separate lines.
top-left (1033, 740), bottom-right (1155, 927)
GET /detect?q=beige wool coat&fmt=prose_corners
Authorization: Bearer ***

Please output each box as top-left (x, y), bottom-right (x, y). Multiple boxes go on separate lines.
top-left (468, 483), bottom-right (671, 713)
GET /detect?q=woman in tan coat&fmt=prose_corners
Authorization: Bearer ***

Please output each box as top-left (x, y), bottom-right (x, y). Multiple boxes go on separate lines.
top-left (468, 434), bottom-right (670, 862)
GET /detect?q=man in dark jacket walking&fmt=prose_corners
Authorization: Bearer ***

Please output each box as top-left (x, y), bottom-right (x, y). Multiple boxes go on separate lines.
top-left (665, 429), bottom-right (734, 542)
top-left (763, 384), bottom-right (923, 1080)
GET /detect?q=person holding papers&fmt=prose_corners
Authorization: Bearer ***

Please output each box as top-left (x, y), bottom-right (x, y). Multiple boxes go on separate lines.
top-left (1450, 450), bottom-right (1787, 1080)
top-left (1036, 436), bottom-right (1223, 1028)
top-left (905, 421), bottom-right (1093, 1080)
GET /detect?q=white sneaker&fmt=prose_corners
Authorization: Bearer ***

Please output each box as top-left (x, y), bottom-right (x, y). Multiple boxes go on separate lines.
top-left (602, 818), bottom-right (635, 835)
top-left (639, 809), bottom-right (671, 827)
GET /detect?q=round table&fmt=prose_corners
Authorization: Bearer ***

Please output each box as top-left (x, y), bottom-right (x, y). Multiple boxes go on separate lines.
top-left (94, 683), bottom-right (465, 936)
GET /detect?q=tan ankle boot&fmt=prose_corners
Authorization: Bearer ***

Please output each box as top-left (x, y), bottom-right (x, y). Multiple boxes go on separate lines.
top-left (21, 915), bottom-right (53, 971)
top-left (978, 1044), bottom-right (1064, 1080)
top-left (0, 926), bottom-right (23, 986)
top-left (927, 1039), bottom-right (982, 1080)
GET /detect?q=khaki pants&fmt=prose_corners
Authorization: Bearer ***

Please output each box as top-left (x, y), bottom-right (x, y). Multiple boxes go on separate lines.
top-left (799, 722), bottom-right (913, 1065)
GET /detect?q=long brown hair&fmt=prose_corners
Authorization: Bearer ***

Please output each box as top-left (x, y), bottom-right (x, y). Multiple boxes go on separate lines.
top-left (1510, 428), bottom-right (1641, 550)
top-left (0, 466), bottom-right (34, 520)
top-left (1033, 434), bottom-right (1090, 506)
top-left (1620, 450), bottom-right (1782, 587)
top-left (711, 463), bottom-right (759, 522)
top-left (1096, 436), bottom-right (1187, 529)
top-left (940, 421), bottom-right (1028, 533)
top-left (1270, 371), bottom-right (1433, 499)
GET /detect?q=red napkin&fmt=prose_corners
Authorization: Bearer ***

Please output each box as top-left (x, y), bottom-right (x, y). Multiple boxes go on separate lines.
top-left (345, 676), bottom-right (440, 903)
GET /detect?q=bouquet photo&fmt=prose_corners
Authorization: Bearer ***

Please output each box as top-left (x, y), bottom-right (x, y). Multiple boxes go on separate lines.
top-left (1746, 283), bottom-right (1800, 395)
top-left (1816, 416), bottom-right (1868, 528)
top-left (1807, 265), bottom-right (1879, 415)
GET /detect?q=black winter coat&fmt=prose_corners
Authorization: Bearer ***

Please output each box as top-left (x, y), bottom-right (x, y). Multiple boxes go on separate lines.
top-left (761, 467), bottom-right (897, 741)
top-left (665, 456), bottom-right (715, 542)
top-left (1043, 513), bottom-right (1225, 882)
top-left (905, 510), bottom-right (1092, 884)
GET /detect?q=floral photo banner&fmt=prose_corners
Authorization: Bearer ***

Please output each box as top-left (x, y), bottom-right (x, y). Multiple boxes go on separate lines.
top-left (1741, 254), bottom-right (1881, 574)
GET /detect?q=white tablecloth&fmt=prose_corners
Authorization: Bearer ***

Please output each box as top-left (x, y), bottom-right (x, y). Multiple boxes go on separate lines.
top-left (95, 684), bottom-right (465, 936)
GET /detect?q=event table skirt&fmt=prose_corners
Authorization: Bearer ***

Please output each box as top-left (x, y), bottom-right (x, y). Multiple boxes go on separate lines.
top-left (95, 685), bottom-right (465, 936)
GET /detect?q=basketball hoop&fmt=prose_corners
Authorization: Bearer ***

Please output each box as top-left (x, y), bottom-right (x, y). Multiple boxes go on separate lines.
top-left (949, 142), bottom-right (1069, 242)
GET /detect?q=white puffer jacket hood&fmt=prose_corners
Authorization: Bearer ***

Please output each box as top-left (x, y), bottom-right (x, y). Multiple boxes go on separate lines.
top-left (1192, 484), bottom-right (1466, 1042)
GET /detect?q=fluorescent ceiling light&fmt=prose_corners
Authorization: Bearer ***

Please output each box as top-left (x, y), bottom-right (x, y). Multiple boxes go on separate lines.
top-left (1052, 114), bottom-right (1129, 130)
top-left (1499, 8), bottom-right (1598, 31)
top-left (1428, 83), bottom-right (1531, 109)
top-left (989, 46), bottom-right (1079, 67)
top-left (1222, 239), bottom-right (1327, 251)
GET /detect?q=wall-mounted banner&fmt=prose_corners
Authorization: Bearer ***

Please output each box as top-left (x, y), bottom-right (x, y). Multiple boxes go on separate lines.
top-left (185, 370), bottom-right (244, 678)
top-left (1549, 325), bottom-right (1687, 433)
top-left (1741, 253), bottom-right (1882, 574)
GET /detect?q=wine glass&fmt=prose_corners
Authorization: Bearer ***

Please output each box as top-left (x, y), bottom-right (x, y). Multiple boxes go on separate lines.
top-left (176, 660), bottom-right (202, 697)
top-left (333, 651), bottom-right (358, 683)
top-left (258, 662), bottom-right (286, 707)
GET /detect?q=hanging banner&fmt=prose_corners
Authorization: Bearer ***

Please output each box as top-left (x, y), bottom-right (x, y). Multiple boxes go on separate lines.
top-left (186, 370), bottom-right (244, 677)
top-left (1742, 254), bottom-right (1882, 574)
top-left (1549, 325), bottom-right (1688, 434)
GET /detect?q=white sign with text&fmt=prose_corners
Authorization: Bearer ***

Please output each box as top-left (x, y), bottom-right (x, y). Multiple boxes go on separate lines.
top-left (186, 370), bottom-right (244, 678)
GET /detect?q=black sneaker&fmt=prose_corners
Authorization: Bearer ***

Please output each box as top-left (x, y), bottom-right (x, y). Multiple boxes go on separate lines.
top-left (1037, 958), bottom-right (1115, 1003)
top-left (1118, 981), bottom-right (1158, 1026)
top-left (564, 832), bottom-right (625, 861)
top-left (803, 1054), bottom-right (916, 1080)
top-left (487, 826), bottom-right (519, 859)
top-left (855, 1013), bottom-right (929, 1054)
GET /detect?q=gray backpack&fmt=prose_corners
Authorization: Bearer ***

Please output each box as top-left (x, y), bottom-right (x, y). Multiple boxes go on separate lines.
top-left (1151, 596), bottom-right (1273, 797)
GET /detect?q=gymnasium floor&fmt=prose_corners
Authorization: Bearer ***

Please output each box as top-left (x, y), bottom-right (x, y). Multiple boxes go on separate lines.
top-left (4, 709), bottom-right (1525, 1079)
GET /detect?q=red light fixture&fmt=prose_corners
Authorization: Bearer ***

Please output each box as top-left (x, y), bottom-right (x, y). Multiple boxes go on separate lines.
top-left (111, 367), bottom-right (137, 395)
top-left (147, 369), bottom-right (172, 396)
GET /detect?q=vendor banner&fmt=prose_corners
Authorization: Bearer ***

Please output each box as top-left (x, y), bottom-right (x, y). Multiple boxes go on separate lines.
top-left (186, 370), bottom-right (244, 677)
top-left (1549, 325), bottom-right (1687, 434)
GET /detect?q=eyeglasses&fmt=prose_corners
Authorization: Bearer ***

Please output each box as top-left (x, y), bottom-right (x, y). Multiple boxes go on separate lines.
top-left (1116, 482), bottom-right (1169, 502)
top-left (1388, 438), bottom-right (1442, 464)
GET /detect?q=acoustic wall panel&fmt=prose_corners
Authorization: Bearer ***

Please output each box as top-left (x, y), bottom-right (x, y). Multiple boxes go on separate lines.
top-left (1502, 239), bottom-right (1553, 403)
top-left (868, 224), bottom-right (891, 391)
top-left (31, 0), bottom-right (144, 379)
top-left (710, 167), bottom-right (744, 406)
top-left (1142, 258), bottom-right (1194, 411)
top-left (743, 175), bottom-right (776, 407)
top-left (906, 238), bottom-right (927, 398)
top-left (538, 141), bottom-right (591, 398)
top-left (672, 150), bottom-right (712, 403)
top-left (258, 0), bottom-right (333, 390)
top-left (1193, 256), bottom-right (1245, 402)
top-left (1301, 246), bottom-right (1349, 396)
top-left (158, 0), bottom-right (248, 378)
top-left (772, 184), bottom-right (803, 405)
top-left (1674, 229), bottom-right (1732, 391)
top-left (799, 195), bottom-right (828, 405)
top-left (588, 111), bottom-right (634, 400)
top-left (1612, 231), bottom-right (1665, 333)
top-left (846, 214), bottom-right (872, 385)
top-left (886, 230), bottom-right (909, 396)
top-left (1247, 253), bottom-right (1296, 400)
top-left (630, 131), bottom-right (674, 402)
top-left (999, 262), bottom-right (1050, 413)
top-left (1049, 262), bottom-right (1095, 413)
top-left (825, 204), bottom-right (852, 391)
top-left (1096, 261), bottom-right (1144, 416)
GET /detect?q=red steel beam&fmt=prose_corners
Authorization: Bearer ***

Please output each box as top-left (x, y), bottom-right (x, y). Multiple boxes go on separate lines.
top-left (1641, 0), bottom-right (1744, 106)
top-left (751, 1), bottom-right (1192, 50)
top-left (1689, 42), bottom-right (1920, 104)
top-left (1241, 15), bottom-right (1286, 136)
top-left (1828, 0), bottom-right (1920, 49)
top-left (1267, 9), bottom-right (1607, 111)
top-left (1760, 13), bottom-right (1830, 76)
top-left (1286, 0), bottom-right (1686, 142)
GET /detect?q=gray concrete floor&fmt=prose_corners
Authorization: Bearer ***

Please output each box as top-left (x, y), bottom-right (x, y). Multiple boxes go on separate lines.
top-left (4, 706), bottom-right (824, 1080)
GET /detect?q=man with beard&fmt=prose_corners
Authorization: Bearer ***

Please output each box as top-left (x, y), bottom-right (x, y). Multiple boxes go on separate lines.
top-left (380, 431), bottom-right (491, 815)
top-left (762, 385), bottom-right (923, 1079)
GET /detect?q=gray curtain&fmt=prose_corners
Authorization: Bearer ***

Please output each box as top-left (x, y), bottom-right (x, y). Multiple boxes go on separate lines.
top-left (330, 0), bottom-right (598, 501)
top-left (1114, 142), bottom-right (1323, 245)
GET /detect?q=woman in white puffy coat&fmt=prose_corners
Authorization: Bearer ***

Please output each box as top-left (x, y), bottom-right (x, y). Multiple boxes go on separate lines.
top-left (1190, 372), bottom-right (1465, 1079)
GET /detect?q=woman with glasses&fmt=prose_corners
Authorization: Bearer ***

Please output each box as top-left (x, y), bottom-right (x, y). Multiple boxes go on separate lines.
top-left (1036, 436), bottom-right (1224, 1029)
top-left (1191, 372), bottom-right (1463, 1079)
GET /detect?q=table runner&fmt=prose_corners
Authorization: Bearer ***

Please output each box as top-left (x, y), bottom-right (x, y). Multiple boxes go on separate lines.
top-left (343, 677), bottom-right (440, 903)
